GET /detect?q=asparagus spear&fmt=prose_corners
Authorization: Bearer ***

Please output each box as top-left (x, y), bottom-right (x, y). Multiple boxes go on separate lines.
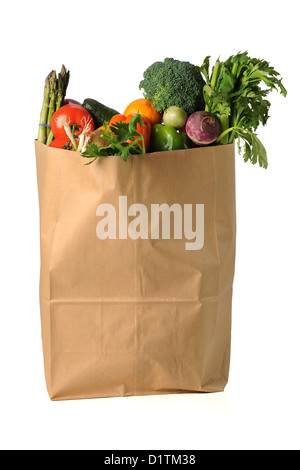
top-left (46, 65), bottom-right (70, 146)
top-left (46, 71), bottom-right (58, 139)
top-left (56, 65), bottom-right (70, 110)
top-left (37, 71), bottom-right (54, 143)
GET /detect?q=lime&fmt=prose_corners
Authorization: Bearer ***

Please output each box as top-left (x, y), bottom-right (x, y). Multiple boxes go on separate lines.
top-left (163, 106), bottom-right (188, 129)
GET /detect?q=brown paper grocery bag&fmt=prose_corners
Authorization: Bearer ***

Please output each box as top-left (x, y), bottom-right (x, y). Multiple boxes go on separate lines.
top-left (35, 140), bottom-right (236, 401)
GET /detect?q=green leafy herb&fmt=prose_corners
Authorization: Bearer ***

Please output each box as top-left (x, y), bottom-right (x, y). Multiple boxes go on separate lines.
top-left (82, 113), bottom-right (146, 164)
top-left (199, 52), bottom-right (287, 168)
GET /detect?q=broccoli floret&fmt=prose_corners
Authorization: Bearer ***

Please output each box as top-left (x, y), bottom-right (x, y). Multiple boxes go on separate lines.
top-left (139, 58), bottom-right (206, 115)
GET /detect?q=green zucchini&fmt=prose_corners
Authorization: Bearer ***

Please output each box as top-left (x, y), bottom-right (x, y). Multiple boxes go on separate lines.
top-left (82, 98), bottom-right (120, 129)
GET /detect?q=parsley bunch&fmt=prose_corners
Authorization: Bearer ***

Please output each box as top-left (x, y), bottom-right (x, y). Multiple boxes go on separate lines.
top-left (82, 113), bottom-right (146, 164)
top-left (199, 52), bottom-right (287, 168)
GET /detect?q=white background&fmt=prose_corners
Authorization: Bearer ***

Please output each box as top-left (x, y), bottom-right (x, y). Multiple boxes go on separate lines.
top-left (0, 0), bottom-right (299, 451)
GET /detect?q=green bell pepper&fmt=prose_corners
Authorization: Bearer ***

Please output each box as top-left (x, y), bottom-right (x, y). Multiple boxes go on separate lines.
top-left (150, 124), bottom-right (192, 152)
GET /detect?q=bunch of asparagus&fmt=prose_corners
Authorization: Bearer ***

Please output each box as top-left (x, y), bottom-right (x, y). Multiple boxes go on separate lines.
top-left (37, 65), bottom-right (70, 145)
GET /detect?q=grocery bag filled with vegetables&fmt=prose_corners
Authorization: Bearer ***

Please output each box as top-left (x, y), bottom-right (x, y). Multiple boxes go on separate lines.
top-left (35, 54), bottom-right (286, 400)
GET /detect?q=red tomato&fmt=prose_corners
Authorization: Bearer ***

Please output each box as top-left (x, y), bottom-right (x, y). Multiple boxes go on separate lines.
top-left (51, 104), bottom-right (94, 139)
top-left (49, 136), bottom-right (79, 151)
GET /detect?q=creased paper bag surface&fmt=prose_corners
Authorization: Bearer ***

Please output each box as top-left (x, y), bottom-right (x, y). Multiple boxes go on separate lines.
top-left (35, 141), bottom-right (236, 400)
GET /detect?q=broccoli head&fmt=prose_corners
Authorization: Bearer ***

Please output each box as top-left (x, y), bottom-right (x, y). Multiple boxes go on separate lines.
top-left (139, 58), bottom-right (206, 115)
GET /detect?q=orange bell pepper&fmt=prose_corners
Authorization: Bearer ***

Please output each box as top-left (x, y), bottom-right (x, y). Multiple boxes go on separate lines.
top-left (102, 113), bottom-right (151, 153)
top-left (125, 113), bottom-right (151, 152)
top-left (109, 114), bottom-right (127, 126)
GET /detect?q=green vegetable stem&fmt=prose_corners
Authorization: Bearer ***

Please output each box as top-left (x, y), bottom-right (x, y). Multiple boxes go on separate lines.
top-left (46, 71), bottom-right (57, 139)
top-left (37, 71), bottom-right (53, 144)
top-left (200, 52), bottom-right (287, 168)
top-left (46, 65), bottom-right (70, 146)
top-left (37, 65), bottom-right (70, 145)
